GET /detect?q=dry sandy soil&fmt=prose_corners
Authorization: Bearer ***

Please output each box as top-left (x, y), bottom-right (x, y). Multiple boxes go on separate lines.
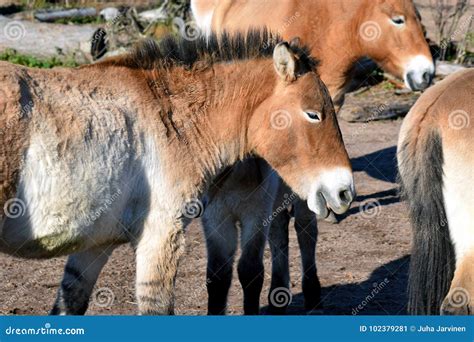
top-left (0, 113), bottom-right (412, 316)
top-left (2, 0), bottom-right (470, 317)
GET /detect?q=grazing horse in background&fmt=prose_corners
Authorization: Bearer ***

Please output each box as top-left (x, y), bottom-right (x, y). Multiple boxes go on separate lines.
top-left (192, 0), bottom-right (435, 108)
top-left (398, 68), bottom-right (473, 315)
top-left (191, 0), bottom-right (434, 314)
top-left (0, 31), bottom-right (355, 315)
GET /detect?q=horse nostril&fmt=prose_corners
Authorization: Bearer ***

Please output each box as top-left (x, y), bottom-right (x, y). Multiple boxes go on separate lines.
top-left (406, 71), bottom-right (417, 90)
top-left (339, 189), bottom-right (352, 205)
top-left (422, 71), bottom-right (432, 85)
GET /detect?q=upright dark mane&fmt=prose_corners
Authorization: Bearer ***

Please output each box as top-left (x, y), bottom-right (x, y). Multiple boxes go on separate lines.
top-left (109, 29), bottom-right (318, 72)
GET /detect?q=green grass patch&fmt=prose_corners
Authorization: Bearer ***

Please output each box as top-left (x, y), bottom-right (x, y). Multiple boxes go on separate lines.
top-left (0, 49), bottom-right (79, 68)
top-left (52, 16), bottom-right (104, 25)
top-left (381, 80), bottom-right (396, 90)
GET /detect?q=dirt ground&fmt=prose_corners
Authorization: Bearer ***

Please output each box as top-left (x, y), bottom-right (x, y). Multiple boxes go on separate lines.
top-left (0, 112), bottom-right (413, 316)
top-left (3, 0), bottom-right (469, 316)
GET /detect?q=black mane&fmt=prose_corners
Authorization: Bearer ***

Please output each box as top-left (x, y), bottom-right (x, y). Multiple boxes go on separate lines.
top-left (118, 29), bottom-right (318, 71)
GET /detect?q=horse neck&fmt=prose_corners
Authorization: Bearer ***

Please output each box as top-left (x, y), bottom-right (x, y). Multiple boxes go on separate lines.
top-left (300, 0), bottom-right (366, 101)
top-left (146, 59), bottom-right (275, 192)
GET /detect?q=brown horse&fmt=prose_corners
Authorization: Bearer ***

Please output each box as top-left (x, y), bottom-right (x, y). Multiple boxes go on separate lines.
top-left (192, 0), bottom-right (435, 108)
top-left (398, 68), bottom-right (473, 315)
top-left (0, 31), bottom-right (354, 315)
top-left (191, 0), bottom-right (435, 315)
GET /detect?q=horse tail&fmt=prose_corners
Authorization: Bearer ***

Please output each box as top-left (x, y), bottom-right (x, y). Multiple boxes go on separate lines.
top-left (397, 129), bottom-right (455, 314)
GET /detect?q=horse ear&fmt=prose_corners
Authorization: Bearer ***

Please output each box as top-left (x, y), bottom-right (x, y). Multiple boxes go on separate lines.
top-left (289, 37), bottom-right (301, 49)
top-left (273, 42), bottom-right (296, 82)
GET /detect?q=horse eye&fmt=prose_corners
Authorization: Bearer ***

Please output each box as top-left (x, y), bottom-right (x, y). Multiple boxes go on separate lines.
top-left (391, 16), bottom-right (405, 26)
top-left (305, 111), bottom-right (321, 122)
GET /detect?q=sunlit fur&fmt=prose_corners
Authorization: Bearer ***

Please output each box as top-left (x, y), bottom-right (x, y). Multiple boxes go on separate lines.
top-left (398, 69), bottom-right (474, 315)
top-left (192, 0), bottom-right (434, 107)
top-left (0, 31), bottom-right (352, 315)
top-left (191, 0), bottom-right (432, 314)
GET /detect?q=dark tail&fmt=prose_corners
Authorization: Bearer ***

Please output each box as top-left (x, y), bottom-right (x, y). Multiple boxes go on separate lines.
top-left (398, 130), bottom-right (455, 314)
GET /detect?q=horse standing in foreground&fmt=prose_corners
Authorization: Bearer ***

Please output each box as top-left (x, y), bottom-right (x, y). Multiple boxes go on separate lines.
top-left (191, 0), bottom-right (434, 314)
top-left (0, 31), bottom-right (355, 314)
top-left (398, 68), bottom-right (473, 315)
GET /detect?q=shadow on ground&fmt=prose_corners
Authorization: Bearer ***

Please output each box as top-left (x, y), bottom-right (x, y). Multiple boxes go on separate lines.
top-left (352, 146), bottom-right (397, 184)
top-left (262, 255), bottom-right (410, 315)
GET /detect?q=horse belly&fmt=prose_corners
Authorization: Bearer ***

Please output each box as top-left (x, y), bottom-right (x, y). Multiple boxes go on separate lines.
top-left (0, 131), bottom-right (133, 258)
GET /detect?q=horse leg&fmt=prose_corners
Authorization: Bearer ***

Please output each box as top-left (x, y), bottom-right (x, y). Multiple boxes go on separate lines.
top-left (135, 218), bottom-right (185, 315)
top-left (440, 161), bottom-right (474, 315)
top-left (441, 249), bottom-right (474, 315)
top-left (237, 211), bottom-right (267, 315)
top-left (51, 245), bottom-right (115, 315)
top-left (294, 200), bottom-right (322, 311)
top-left (203, 214), bottom-right (237, 315)
top-left (267, 208), bottom-right (291, 314)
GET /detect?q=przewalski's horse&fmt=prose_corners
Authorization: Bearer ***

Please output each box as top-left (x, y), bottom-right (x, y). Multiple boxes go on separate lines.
top-left (191, 0), bottom-right (433, 314)
top-left (192, 0), bottom-right (435, 108)
top-left (0, 31), bottom-right (355, 315)
top-left (398, 68), bottom-right (473, 315)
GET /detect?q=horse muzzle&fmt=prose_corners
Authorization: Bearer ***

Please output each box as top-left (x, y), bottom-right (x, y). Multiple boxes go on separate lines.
top-left (404, 55), bottom-right (435, 91)
top-left (307, 168), bottom-right (355, 218)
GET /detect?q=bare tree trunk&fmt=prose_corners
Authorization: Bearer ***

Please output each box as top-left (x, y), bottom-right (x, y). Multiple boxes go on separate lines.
top-left (430, 0), bottom-right (469, 61)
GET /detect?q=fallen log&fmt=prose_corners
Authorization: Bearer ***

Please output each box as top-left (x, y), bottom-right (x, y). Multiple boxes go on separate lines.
top-left (34, 7), bottom-right (97, 23)
top-left (0, 15), bottom-right (96, 63)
